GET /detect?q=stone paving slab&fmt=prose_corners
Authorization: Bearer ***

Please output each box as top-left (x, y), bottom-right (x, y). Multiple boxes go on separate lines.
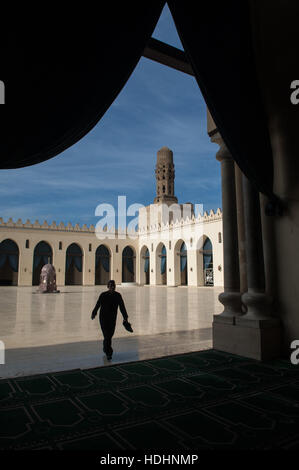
top-left (0, 285), bottom-right (222, 378)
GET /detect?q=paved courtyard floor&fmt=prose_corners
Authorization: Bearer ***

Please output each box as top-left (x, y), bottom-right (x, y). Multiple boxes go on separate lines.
top-left (0, 285), bottom-right (223, 378)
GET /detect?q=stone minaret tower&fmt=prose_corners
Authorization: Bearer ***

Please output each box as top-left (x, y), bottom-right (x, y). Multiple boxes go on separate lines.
top-left (154, 146), bottom-right (178, 204)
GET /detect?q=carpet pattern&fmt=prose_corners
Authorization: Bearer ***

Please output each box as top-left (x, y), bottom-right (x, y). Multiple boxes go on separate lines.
top-left (1, 349), bottom-right (299, 450)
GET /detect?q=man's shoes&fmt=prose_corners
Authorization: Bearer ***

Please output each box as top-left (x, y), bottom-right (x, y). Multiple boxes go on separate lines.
top-left (123, 320), bottom-right (133, 332)
top-left (105, 352), bottom-right (112, 360)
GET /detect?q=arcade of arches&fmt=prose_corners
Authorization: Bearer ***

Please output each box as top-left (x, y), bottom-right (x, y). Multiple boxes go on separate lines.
top-left (0, 147), bottom-right (223, 288)
top-left (0, 234), bottom-right (221, 288)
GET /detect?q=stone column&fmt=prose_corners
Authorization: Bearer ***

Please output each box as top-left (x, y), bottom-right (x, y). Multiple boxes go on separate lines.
top-left (234, 163), bottom-right (247, 295)
top-left (259, 193), bottom-right (278, 301)
top-left (239, 176), bottom-right (273, 322)
top-left (234, 175), bottom-right (281, 360)
top-left (212, 132), bottom-right (242, 321)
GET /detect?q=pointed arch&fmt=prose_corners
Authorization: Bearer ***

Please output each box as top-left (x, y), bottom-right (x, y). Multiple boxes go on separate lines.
top-left (65, 243), bottom-right (83, 285)
top-left (174, 239), bottom-right (188, 286)
top-left (140, 245), bottom-right (150, 285)
top-left (180, 241), bottom-right (188, 285)
top-left (0, 239), bottom-right (19, 286)
top-left (95, 244), bottom-right (111, 285)
top-left (155, 242), bottom-right (167, 285)
top-left (202, 237), bottom-right (214, 286)
top-left (122, 246), bottom-right (136, 283)
top-left (32, 241), bottom-right (53, 286)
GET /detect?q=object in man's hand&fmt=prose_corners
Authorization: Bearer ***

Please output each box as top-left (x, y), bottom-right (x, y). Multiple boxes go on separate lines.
top-left (123, 320), bottom-right (133, 332)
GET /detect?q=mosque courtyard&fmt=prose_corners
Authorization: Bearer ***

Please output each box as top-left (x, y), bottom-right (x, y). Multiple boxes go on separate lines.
top-left (0, 285), bottom-right (223, 378)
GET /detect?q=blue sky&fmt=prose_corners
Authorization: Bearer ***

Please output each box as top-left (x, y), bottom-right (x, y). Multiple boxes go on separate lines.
top-left (0, 5), bottom-right (221, 227)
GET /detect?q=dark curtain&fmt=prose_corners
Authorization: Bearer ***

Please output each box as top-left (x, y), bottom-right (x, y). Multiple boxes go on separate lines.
top-left (203, 254), bottom-right (212, 270)
top-left (0, 255), bottom-right (7, 269)
top-left (96, 245), bottom-right (110, 272)
top-left (66, 244), bottom-right (82, 272)
top-left (43, 255), bottom-right (49, 265)
top-left (167, 0), bottom-right (274, 200)
top-left (203, 238), bottom-right (213, 269)
top-left (180, 255), bottom-right (187, 272)
top-left (125, 257), bottom-right (134, 274)
top-left (74, 257), bottom-right (82, 273)
top-left (65, 255), bottom-right (82, 272)
top-left (34, 255), bottom-right (42, 269)
top-left (0, 2), bottom-right (276, 208)
top-left (66, 256), bottom-right (72, 272)
top-left (8, 254), bottom-right (18, 272)
top-left (0, 3), bottom-right (165, 169)
top-left (95, 256), bottom-right (101, 270)
top-left (0, 240), bottom-right (19, 271)
top-left (33, 242), bottom-right (52, 268)
top-left (161, 257), bottom-right (166, 274)
top-left (123, 247), bottom-right (134, 274)
top-left (180, 242), bottom-right (187, 272)
top-left (160, 246), bottom-right (166, 274)
top-left (144, 249), bottom-right (150, 273)
top-left (144, 258), bottom-right (149, 273)
top-left (33, 255), bottom-right (50, 268)
top-left (101, 257), bottom-right (110, 273)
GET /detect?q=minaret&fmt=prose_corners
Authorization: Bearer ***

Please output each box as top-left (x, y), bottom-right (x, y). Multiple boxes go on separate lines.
top-left (154, 146), bottom-right (178, 204)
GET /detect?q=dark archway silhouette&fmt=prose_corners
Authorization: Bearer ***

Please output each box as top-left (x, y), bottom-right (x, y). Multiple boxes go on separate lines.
top-left (143, 247), bottom-right (150, 285)
top-left (160, 244), bottom-right (167, 285)
top-left (155, 243), bottom-right (167, 285)
top-left (180, 241), bottom-right (188, 285)
top-left (122, 246), bottom-right (135, 283)
top-left (65, 243), bottom-right (83, 285)
top-left (203, 237), bottom-right (213, 286)
top-left (0, 239), bottom-right (19, 286)
top-left (32, 241), bottom-right (52, 286)
top-left (95, 244), bottom-right (111, 285)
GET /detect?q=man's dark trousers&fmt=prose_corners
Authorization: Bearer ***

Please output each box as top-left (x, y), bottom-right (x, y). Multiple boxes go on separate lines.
top-left (92, 290), bottom-right (128, 357)
top-left (100, 313), bottom-right (117, 356)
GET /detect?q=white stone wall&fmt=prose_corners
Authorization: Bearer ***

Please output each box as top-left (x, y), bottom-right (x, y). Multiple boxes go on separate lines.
top-left (138, 205), bottom-right (223, 287)
top-left (0, 211), bottom-right (223, 287)
top-left (0, 218), bottom-right (138, 286)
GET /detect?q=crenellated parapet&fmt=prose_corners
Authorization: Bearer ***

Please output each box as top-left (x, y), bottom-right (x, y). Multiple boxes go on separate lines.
top-left (0, 217), bottom-right (95, 232)
top-left (0, 209), bottom-right (221, 238)
top-left (0, 217), bottom-right (139, 235)
top-left (138, 208), bottom-right (222, 234)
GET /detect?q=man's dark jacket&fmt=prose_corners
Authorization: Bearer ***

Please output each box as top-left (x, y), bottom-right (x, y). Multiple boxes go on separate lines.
top-left (92, 291), bottom-right (128, 334)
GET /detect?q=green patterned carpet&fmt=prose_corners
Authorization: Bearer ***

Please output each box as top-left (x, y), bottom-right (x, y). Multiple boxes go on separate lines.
top-left (1, 349), bottom-right (299, 450)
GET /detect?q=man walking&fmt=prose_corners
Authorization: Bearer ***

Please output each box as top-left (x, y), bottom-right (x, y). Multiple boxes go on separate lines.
top-left (91, 280), bottom-right (132, 360)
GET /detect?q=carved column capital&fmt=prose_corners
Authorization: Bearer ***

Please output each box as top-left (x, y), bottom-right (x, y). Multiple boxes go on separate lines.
top-left (211, 132), bottom-right (232, 163)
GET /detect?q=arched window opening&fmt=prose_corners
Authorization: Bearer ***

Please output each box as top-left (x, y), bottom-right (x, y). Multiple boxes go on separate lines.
top-left (203, 238), bottom-right (213, 286)
top-left (65, 243), bottom-right (83, 285)
top-left (143, 248), bottom-right (150, 285)
top-left (158, 244), bottom-right (167, 285)
top-left (95, 245), bottom-right (110, 285)
top-left (32, 241), bottom-right (52, 286)
top-left (0, 239), bottom-right (19, 286)
top-left (122, 246), bottom-right (135, 283)
top-left (180, 241), bottom-right (187, 285)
